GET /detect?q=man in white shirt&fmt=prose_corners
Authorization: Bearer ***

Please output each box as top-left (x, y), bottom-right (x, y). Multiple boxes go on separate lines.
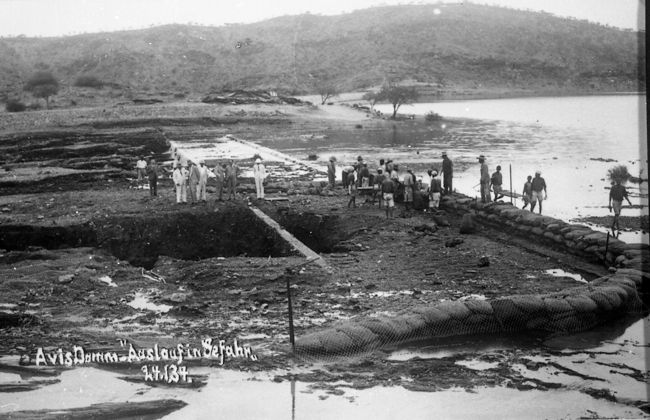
top-left (136, 156), bottom-right (147, 187)
top-left (252, 158), bottom-right (267, 199)
top-left (172, 164), bottom-right (189, 204)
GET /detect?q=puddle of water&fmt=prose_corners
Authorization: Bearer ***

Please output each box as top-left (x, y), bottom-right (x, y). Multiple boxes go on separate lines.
top-left (97, 275), bottom-right (117, 287)
top-left (127, 292), bottom-right (173, 313)
top-left (237, 333), bottom-right (270, 341)
top-left (349, 290), bottom-right (419, 299)
top-left (1, 326), bottom-right (647, 420)
top-left (389, 315), bottom-right (649, 405)
top-left (458, 294), bottom-right (487, 301)
top-left (0, 372), bottom-right (21, 382)
top-left (454, 360), bottom-right (499, 371)
top-left (388, 332), bottom-right (543, 361)
top-left (544, 269), bottom-right (587, 283)
top-left (0, 367), bottom-right (171, 413)
top-left (156, 369), bottom-right (645, 420)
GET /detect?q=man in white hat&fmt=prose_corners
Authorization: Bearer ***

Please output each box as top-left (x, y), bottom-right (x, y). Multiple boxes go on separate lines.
top-left (478, 155), bottom-right (491, 203)
top-left (172, 163), bottom-right (189, 204)
top-left (253, 158), bottom-right (267, 199)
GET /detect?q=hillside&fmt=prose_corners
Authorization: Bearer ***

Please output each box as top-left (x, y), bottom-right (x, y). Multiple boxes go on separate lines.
top-left (0, 3), bottom-right (645, 103)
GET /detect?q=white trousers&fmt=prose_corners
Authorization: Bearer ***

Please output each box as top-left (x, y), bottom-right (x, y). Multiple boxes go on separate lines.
top-left (255, 177), bottom-right (264, 198)
top-left (176, 184), bottom-right (187, 203)
top-left (197, 180), bottom-right (207, 201)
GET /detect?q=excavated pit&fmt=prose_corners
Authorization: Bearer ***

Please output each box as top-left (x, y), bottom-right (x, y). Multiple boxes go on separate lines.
top-left (270, 207), bottom-right (354, 253)
top-left (0, 207), bottom-right (297, 269)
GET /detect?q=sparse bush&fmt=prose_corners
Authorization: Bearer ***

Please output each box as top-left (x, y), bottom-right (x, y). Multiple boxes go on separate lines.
top-left (607, 165), bottom-right (631, 184)
top-left (25, 71), bottom-right (59, 109)
top-left (74, 75), bottom-right (104, 89)
top-left (5, 99), bottom-right (26, 112)
top-left (425, 111), bottom-right (442, 122)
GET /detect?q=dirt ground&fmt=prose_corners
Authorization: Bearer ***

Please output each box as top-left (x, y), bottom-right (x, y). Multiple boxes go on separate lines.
top-left (0, 101), bottom-right (646, 416)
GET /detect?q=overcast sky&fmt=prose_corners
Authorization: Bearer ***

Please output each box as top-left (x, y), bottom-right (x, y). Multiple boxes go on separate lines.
top-left (0, 0), bottom-right (645, 37)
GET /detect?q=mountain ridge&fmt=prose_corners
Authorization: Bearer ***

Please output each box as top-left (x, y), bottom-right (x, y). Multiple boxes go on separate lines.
top-left (0, 3), bottom-right (644, 102)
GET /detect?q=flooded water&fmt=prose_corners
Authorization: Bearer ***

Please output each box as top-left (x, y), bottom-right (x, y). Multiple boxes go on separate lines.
top-left (374, 95), bottom-right (648, 242)
top-left (1, 315), bottom-right (647, 419)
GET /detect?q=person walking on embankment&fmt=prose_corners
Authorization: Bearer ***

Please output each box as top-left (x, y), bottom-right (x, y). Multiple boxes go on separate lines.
top-left (442, 151), bottom-right (453, 195)
top-left (529, 170), bottom-right (547, 214)
top-left (253, 158), bottom-right (267, 199)
top-left (609, 180), bottom-right (632, 232)
top-left (491, 165), bottom-right (504, 201)
top-left (188, 160), bottom-right (199, 205)
top-left (197, 160), bottom-right (209, 203)
top-left (478, 155), bottom-right (491, 203)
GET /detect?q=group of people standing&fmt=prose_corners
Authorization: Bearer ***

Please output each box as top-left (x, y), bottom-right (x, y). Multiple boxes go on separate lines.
top-left (136, 155), bottom-right (240, 204)
top-left (170, 159), bottom-right (240, 204)
top-left (336, 152), bottom-right (454, 218)
top-left (136, 155), bottom-right (271, 205)
top-left (477, 155), bottom-right (548, 214)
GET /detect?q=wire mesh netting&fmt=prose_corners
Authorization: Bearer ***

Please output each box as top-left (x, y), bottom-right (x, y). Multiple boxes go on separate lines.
top-left (293, 272), bottom-right (645, 360)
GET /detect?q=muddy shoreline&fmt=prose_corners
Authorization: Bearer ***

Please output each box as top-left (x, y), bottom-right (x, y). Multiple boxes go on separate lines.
top-left (0, 102), bottom-right (648, 418)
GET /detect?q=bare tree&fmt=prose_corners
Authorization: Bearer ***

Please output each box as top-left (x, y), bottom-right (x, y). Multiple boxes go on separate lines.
top-left (361, 91), bottom-right (379, 111)
top-left (315, 80), bottom-right (340, 105)
top-left (377, 83), bottom-right (419, 118)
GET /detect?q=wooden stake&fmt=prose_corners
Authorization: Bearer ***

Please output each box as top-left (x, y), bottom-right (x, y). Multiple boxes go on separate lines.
top-left (604, 231), bottom-right (610, 266)
top-left (509, 164), bottom-right (513, 205)
top-left (286, 272), bottom-right (295, 352)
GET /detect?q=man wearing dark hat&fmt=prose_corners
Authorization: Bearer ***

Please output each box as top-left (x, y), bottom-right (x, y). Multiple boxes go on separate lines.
top-left (491, 165), bottom-right (504, 200)
top-left (442, 152), bottom-right (453, 195)
top-left (478, 155), bottom-right (491, 203)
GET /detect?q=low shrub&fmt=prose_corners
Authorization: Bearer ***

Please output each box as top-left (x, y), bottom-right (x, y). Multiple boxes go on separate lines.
top-left (425, 111), bottom-right (442, 122)
top-left (75, 75), bottom-right (104, 88)
top-left (5, 99), bottom-right (26, 112)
